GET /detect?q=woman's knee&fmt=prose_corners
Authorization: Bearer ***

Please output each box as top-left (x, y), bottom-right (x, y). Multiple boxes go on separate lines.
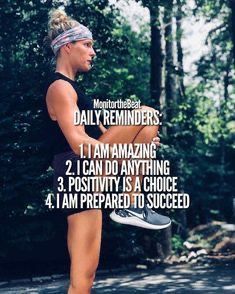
top-left (69, 270), bottom-right (96, 293)
top-left (140, 105), bottom-right (156, 113)
top-left (134, 124), bottom-right (158, 144)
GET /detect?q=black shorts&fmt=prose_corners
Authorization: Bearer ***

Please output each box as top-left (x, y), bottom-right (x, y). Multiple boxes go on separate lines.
top-left (52, 150), bottom-right (99, 216)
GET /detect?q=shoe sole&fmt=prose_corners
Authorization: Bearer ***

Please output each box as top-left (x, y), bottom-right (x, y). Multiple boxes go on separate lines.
top-left (110, 211), bottom-right (171, 230)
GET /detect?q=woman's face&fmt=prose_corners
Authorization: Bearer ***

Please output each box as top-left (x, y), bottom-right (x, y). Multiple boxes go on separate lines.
top-left (69, 39), bottom-right (96, 72)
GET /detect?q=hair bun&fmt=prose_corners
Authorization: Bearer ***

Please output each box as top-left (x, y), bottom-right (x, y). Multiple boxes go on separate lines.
top-left (47, 8), bottom-right (80, 49)
top-left (48, 9), bottom-right (69, 29)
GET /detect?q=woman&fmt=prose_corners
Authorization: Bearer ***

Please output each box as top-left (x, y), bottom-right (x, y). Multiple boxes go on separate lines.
top-left (45, 9), bottom-right (171, 293)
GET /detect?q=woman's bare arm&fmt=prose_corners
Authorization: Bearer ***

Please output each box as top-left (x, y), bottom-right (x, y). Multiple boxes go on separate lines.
top-left (46, 80), bottom-right (105, 157)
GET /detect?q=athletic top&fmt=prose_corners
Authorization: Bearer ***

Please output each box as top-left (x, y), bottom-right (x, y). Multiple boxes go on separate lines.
top-left (43, 72), bottom-right (102, 156)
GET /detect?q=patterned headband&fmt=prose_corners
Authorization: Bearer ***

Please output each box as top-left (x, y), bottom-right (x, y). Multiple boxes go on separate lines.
top-left (51, 25), bottom-right (93, 55)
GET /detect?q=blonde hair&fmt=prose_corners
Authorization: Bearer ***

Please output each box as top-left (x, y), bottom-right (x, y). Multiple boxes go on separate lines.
top-left (47, 8), bottom-right (79, 43)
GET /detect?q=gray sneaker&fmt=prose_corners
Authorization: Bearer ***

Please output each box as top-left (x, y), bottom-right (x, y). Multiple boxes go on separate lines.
top-left (110, 205), bottom-right (171, 230)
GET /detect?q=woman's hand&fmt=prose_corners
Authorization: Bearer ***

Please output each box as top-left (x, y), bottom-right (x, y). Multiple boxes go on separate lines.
top-left (151, 135), bottom-right (161, 147)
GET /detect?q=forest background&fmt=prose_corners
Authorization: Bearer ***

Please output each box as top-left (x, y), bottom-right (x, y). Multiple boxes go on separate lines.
top-left (0, 0), bottom-right (234, 278)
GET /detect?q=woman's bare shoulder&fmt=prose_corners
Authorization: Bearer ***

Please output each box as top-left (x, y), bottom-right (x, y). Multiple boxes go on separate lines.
top-left (46, 79), bottom-right (77, 104)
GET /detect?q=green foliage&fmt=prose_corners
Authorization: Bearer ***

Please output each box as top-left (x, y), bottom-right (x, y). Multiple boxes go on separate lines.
top-left (172, 234), bottom-right (185, 254)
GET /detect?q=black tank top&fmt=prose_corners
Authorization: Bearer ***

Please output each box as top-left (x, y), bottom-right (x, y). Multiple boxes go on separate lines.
top-left (44, 72), bottom-right (102, 156)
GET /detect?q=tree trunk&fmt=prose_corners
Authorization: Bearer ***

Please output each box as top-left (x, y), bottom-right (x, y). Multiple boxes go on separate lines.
top-left (219, 58), bottom-right (231, 219)
top-left (176, 0), bottom-right (187, 234)
top-left (176, 0), bottom-right (185, 99)
top-left (149, 6), bottom-right (163, 107)
top-left (164, 0), bottom-right (176, 124)
top-left (229, 0), bottom-right (235, 66)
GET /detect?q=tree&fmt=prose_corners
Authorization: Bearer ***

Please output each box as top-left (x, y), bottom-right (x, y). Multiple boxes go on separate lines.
top-left (133, 0), bottom-right (164, 107)
top-left (229, 0), bottom-right (235, 65)
top-left (176, 0), bottom-right (186, 99)
top-left (163, 0), bottom-right (177, 124)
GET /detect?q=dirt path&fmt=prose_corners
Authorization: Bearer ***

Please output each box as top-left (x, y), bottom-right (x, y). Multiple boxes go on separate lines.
top-left (0, 264), bottom-right (234, 293)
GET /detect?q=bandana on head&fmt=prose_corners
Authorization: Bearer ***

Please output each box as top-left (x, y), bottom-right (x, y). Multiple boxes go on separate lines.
top-left (51, 25), bottom-right (93, 55)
